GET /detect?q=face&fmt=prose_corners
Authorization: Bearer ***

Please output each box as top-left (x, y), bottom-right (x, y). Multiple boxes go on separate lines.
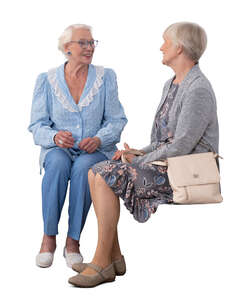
top-left (160, 34), bottom-right (179, 66)
top-left (65, 28), bottom-right (95, 65)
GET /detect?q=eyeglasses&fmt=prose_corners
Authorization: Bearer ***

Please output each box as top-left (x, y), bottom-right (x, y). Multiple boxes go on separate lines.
top-left (70, 39), bottom-right (99, 48)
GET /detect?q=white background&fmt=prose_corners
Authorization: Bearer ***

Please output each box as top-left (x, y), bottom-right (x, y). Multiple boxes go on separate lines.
top-left (1, 0), bottom-right (246, 299)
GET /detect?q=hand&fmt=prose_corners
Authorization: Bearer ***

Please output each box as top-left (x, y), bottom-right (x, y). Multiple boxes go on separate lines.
top-left (112, 143), bottom-right (130, 160)
top-left (123, 153), bottom-right (136, 163)
top-left (112, 143), bottom-right (136, 163)
top-left (54, 131), bottom-right (74, 148)
top-left (79, 137), bottom-right (101, 153)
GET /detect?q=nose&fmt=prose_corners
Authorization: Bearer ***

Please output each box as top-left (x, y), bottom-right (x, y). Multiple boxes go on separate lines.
top-left (86, 41), bottom-right (96, 50)
top-left (86, 43), bottom-right (94, 49)
top-left (83, 45), bottom-right (94, 55)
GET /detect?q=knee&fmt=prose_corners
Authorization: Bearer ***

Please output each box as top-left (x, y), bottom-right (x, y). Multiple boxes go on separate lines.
top-left (88, 169), bottom-right (95, 183)
top-left (94, 173), bottom-right (106, 187)
top-left (72, 154), bottom-right (100, 178)
top-left (44, 150), bottom-right (71, 175)
top-left (71, 162), bottom-right (89, 179)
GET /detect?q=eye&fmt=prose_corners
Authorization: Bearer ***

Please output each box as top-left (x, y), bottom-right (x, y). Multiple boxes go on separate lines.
top-left (78, 40), bottom-right (87, 47)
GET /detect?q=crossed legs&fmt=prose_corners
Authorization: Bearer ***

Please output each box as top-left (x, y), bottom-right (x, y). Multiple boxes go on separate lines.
top-left (81, 169), bottom-right (122, 276)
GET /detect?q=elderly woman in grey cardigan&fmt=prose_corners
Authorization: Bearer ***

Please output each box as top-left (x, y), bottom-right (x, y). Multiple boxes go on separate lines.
top-left (68, 22), bottom-right (220, 287)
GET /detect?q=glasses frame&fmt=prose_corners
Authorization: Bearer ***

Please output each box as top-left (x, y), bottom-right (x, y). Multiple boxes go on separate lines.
top-left (70, 39), bottom-right (99, 48)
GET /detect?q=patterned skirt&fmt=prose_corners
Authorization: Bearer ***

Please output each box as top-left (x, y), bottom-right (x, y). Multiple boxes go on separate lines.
top-left (91, 160), bottom-right (173, 223)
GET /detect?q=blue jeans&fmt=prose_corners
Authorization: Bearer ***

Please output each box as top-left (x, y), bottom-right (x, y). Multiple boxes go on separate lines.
top-left (42, 148), bottom-right (107, 241)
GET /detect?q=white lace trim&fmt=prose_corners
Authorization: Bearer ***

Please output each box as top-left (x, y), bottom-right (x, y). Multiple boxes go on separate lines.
top-left (47, 65), bottom-right (104, 112)
top-left (47, 68), bottom-right (77, 112)
top-left (78, 66), bottom-right (104, 110)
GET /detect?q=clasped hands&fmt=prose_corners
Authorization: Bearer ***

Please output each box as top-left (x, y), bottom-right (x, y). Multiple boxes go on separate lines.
top-left (54, 131), bottom-right (101, 153)
top-left (54, 131), bottom-right (136, 162)
top-left (112, 143), bottom-right (136, 163)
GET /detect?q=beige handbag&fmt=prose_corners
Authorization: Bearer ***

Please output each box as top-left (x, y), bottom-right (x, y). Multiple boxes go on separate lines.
top-left (121, 144), bottom-right (223, 204)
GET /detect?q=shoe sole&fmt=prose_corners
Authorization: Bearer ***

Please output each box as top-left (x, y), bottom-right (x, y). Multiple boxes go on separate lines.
top-left (70, 278), bottom-right (115, 288)
top-left (36, 261), bottom-right (53, 268)
top-left (116, 271), bottom-right (126, 276)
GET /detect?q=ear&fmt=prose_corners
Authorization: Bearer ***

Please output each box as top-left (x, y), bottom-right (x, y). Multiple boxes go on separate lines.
top-left (64, 42), bottom-right (70, 53)
top-left (176, 44), bottom-right (183, 55)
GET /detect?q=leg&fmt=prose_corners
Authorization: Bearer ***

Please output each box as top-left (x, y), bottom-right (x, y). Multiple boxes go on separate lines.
top-left (88, 170), bottom-right (122, 261)
top-left (82, 170), bottom-right (120, 275)
top-left (111, 230), bottom-right (122, 261)
top-left (40, 149), bottom-right (71, 252)
top-left (66, 152), bottom-right (107, 251)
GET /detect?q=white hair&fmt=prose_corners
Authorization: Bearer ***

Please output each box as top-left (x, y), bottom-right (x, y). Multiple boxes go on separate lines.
top-left (164, 22), bottom-right (207, 62)
top-left (58, 24), bottom-right (93, 55)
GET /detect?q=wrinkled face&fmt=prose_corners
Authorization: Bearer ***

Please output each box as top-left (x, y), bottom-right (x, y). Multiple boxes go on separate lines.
top-left (65, 28), bottom-right (95, 65)
top-left (160, 34), bottom-right (179, 66)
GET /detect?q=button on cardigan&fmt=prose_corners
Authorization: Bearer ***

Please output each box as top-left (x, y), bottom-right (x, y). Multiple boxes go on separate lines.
top-left (28, 63), bottom-right (127, 171)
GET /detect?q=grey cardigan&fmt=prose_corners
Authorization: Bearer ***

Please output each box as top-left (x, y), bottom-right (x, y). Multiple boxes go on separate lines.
top-left (133, 64), bottom-right (219, 164)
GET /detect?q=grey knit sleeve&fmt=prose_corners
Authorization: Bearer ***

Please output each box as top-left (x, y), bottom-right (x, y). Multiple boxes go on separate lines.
top-left (139, 142), bottom-right (158, 154)
top-left (133, 87), bottom-right (213, 164)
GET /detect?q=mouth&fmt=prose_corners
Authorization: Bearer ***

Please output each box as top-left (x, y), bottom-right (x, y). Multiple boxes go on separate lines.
top-left (83, 53), bottom-right (93, 58)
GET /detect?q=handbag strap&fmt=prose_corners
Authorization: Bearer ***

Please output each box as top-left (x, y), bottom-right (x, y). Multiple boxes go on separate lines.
top-left (121, 142), bottom-right (223, 165)
top-left (199, 139), bottom-right (215, 153)
top-left (199, 139), bottom-right (223, 159)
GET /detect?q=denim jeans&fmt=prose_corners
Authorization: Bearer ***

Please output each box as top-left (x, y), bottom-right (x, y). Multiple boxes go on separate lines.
top-left (42, 148), bottom-right (107, 240)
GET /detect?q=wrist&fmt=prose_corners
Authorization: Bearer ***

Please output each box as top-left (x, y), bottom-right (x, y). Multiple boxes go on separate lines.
top-left (53, 134), bottom-right (57, 145)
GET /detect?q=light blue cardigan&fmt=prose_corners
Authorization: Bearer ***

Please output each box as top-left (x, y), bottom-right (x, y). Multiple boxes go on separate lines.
top-left (28, 63), bottom-right (127, 171)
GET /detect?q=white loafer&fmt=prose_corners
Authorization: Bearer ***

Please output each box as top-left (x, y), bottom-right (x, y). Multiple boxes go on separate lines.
top-left (63, 247), bottom-right (83, 268)
top-left (36, 252), bottom-right (54, 268)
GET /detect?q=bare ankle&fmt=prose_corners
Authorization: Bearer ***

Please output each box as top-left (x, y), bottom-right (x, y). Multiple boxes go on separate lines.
top-left (92, 254), bottom-right (112, 268)
top-left (111, 254), bottom-right (122, 261)
top-left (92, 259), bottom-right (112, 269)
top-left (40, 234), bottom-right (56, 253)
top-left (111, 249), bottom-right (122, 261)
top-left (65, 236), bottom-right (80, 253)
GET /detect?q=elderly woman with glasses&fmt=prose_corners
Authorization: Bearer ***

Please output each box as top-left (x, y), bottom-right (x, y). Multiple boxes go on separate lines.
top-left (68, 22), bottom-right (220, 287)
top-left (28, 24), bottom-right (127, 268)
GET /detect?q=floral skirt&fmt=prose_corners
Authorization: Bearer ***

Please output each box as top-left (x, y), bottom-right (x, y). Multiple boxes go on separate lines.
top-left (91, 160), bottom-right (173, 223)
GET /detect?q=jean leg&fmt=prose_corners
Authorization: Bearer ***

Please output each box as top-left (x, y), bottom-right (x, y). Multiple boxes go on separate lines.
top-left (68, 151), bottom-right (107, 240)
top-left (42, 149), bottom-right (72, 235)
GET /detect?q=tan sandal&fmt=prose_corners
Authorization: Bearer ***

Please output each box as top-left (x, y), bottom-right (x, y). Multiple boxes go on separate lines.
top-left (68, 263), bottom-right (116, 288)
top-left (72, 255), bottom-right (126, 276)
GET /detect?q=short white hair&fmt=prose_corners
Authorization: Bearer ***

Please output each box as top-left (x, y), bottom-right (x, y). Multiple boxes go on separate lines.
top-left (164, 22), bottom-right (207, 62)
top-left (58, 24), bottom-right (92, 55)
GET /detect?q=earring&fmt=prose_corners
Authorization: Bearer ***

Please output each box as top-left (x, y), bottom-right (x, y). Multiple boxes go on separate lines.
top-left (67, 51), bottom-right (72, 55)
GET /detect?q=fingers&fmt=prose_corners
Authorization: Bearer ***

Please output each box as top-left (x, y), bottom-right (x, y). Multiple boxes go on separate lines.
top-left (60, 131), bottom-right (74, 144)
top-left (79, 137), bottom-right (100, 153)
top-left (56, 139), bottom-right (74, 148)
top-left (112, 146), bottom-right (132, 160)
top-left (112, 154), bottom-right (119, 160)
top-left (112, 150), bottom-right (123, 160)
top-left (112, 143), bottom-right (131, 160)
top-left (55, 133), bottom-right (101, 152)
top-left (124, 153), bottom-right (136, 164)
top-left (55, 131), bottom-right (74, 148)
top-left (79, 137), bottom-right (91, 149)
top-left (124, 143), bottom-right (130, 150)
top-left (83, 140), bottom-right (97, 153)
top-left (61, 142), bottom-right (74, 148)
